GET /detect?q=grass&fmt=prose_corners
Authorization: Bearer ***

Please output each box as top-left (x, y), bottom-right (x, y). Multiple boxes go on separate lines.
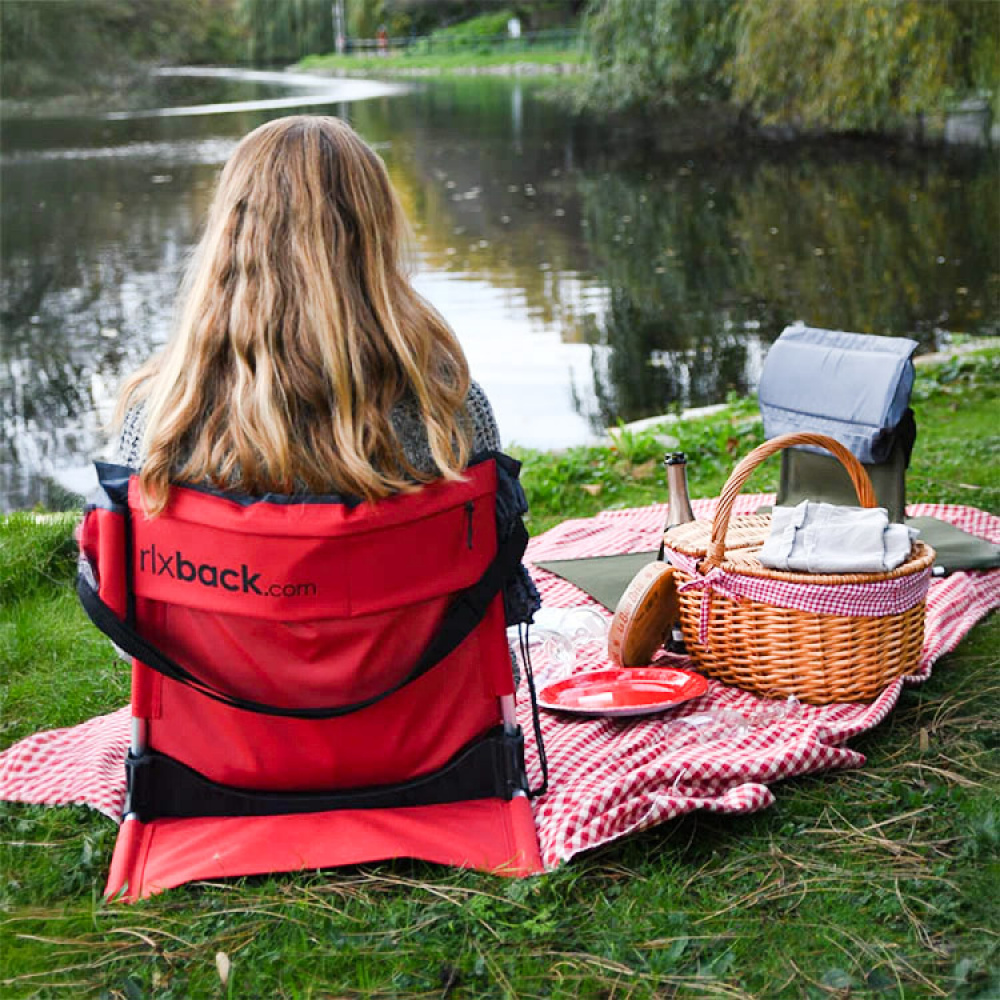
top-left (1, 350), bottom-right (998, 997)
top-left (297, 45), bottom-right (584, 78)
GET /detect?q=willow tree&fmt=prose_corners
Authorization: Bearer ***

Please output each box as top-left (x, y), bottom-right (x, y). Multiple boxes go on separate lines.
top-left (577, 0), bottom-right (738, 112)
top-left (238, 0), bottom-right (336, 63)
top-left (730, 0), bottom-right (1000, 132)
top-left (579, 0), bottom-right (999, 131)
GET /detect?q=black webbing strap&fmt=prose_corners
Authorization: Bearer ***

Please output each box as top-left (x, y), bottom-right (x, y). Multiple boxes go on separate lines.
top-left (124, 726), bottom-right (528, 822)
top-left (78, 520), bottom-right (529, 720)
top-left (517, 624), bottom-right (549, 799)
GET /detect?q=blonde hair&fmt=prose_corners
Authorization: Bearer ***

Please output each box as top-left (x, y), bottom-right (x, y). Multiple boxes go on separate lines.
top-left (115, 115), bottom-right (471, 515)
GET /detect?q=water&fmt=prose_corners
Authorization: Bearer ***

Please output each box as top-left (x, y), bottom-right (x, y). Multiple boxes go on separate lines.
top-left (2, 70), bottom-right (997, 510)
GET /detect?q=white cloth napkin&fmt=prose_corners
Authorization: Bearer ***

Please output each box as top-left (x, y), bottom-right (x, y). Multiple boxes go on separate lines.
top-left (758, 501), bottom-right (918, 574)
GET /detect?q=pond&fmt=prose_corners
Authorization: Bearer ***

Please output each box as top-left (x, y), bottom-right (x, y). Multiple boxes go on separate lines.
top-left (2, 69), bottom-right (997, 510)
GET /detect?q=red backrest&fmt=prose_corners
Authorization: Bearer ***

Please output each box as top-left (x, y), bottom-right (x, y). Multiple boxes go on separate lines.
top-left (82, 459), bottom-right (515, 793)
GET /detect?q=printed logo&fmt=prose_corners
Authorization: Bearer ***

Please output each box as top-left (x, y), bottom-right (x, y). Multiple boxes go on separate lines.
top-left (138, 544), bottom-right (317, 598)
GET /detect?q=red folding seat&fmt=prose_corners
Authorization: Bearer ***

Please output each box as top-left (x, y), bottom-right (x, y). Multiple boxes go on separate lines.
top-left (78, 454), bottom-right (543, 901)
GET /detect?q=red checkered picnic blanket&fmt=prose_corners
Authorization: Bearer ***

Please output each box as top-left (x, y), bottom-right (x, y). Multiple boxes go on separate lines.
top-left (1, 497), bottom-right (997, 872)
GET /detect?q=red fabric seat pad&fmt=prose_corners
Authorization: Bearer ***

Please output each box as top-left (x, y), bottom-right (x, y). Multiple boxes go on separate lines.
top-left (106, 796), bottom-right (542, 900)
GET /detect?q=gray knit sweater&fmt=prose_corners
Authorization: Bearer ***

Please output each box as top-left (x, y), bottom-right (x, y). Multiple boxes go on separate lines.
top-left (115, 381), bottom-right (540, 626)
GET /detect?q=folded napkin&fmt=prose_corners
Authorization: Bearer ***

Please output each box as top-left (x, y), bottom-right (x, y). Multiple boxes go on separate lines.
top-left (758, 500), bottom-right (918, 574)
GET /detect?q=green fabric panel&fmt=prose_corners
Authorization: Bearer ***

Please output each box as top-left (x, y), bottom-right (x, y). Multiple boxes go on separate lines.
top-left (904, 516), bottom-right (1000, 574)
top-left (533, 551), bottom-right (659, 611)
top-left (777, 440), bottom-right (908, 522)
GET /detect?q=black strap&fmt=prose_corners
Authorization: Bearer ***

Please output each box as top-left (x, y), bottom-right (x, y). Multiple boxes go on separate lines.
top-left (79, 520), bottom-right (529, 720)
top-left (124, 726), bottom-right (528, 821)
top-left (517, 623), bottom-right (549, 799)
top-left (896, 407), bottom-right (917, 467)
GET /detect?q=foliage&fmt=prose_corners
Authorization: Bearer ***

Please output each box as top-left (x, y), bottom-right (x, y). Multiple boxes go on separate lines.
top-left (577, 0), bottom-right (737, 112)
top-left (250, 2), bottom-right (576, 60)
top-left (910, 348), bottom-right (1000, 403)
top-left (577, 0), bottom-right (1000, 133)
top-left (346, 0), bottom-right (386, 41)
top-left (0, 0), bottom-right (245, 98)
top-left (2, 0), bottom-right (561, 96)
top-left (428, 9), bottom-right (516, 41)
top-left (730, 0), bottom-right (1000, 132)
top-left (238, 0), bottom-right (335, 64)
top-left (515, 400), bottom-right (767, 536)
top-left (391, 1), bottom-right (579, 38)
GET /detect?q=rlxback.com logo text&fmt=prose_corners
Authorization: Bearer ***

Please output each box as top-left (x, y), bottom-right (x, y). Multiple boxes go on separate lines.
top-left (138, 544), bottom-right (317, 598)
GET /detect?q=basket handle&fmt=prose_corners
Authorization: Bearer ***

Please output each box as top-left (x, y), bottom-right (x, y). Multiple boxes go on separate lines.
top-left (705, 432), bottom-right (877, 567)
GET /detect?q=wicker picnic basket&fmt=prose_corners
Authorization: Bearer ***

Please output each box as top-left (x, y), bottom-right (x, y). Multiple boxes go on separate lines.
top-left (662, 432), bottom-right (935, 705)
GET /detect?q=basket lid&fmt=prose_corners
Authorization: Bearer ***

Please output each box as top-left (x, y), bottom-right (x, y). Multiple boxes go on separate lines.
top-left (663, 515), bottom-right (770, 560)
top-left (665, 516), bottom-right (936, 581)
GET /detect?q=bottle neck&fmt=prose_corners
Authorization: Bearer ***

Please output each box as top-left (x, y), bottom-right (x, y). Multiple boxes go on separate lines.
top-left (666, 462), bottom-right (695, 527)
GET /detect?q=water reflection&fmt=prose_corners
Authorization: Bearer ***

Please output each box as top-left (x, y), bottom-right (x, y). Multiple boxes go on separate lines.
top-left (576, 148), bottom-right (999, 424)
top-left (733, 154), bottom-right (999, 335)
top-left (1, 74), bottom-right (997, 510)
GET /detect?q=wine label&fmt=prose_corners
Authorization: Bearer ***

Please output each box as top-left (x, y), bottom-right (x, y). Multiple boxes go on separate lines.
top-left (607, 562), bottom-right (679, 667)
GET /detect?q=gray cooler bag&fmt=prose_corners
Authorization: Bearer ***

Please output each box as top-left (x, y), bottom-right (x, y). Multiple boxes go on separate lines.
top-left (758, 326), bottom-right (917, 522)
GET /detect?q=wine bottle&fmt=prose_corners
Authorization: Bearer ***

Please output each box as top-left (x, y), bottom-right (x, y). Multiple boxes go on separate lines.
top-left (661, 452), bottom-right (694, 654)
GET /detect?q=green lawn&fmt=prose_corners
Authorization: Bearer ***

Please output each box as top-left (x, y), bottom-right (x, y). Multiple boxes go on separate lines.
top-left (298, 45), bottom-right (584, 77)
top-left (1, 350), bottom-right (997, 997)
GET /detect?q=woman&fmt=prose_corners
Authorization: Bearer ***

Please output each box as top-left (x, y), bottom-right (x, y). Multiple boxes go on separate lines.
top-left (113, 114), bottom-right (539, 625)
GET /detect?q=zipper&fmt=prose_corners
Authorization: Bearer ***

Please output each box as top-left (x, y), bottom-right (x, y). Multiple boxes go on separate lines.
top-left (464, 500), bottom-right (475, 549)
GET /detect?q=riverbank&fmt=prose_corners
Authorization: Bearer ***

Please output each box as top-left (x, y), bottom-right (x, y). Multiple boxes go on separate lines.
top-left (295, 50), bottom-right (996, 150)
top-left (1, 347), bottom-right (997, 996)
top-left (0, 52), bottom-right (580, 120)
top-left (517, 345), bottom-right (998, 534)
top-left (11, 346), bottom-right (999, 524)
top-left (297, 45), bottom-right (583, 79)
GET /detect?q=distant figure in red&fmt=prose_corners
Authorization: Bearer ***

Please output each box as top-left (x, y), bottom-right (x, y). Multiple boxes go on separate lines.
top-left (376, 25), bottom-right (388, 55)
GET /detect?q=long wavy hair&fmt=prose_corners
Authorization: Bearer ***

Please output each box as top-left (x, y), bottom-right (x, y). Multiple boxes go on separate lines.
top-left (115, 115), bottom-right (471, 515)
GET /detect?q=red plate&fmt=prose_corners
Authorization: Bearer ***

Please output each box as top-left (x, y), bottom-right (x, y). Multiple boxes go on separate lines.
top-left (538, 667), bottom-right (709, 718)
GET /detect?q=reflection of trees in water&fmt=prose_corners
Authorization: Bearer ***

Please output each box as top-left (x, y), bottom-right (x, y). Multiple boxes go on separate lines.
top-left (577, 166), bottom-right (760, 426)
top-left (733, 153), bottom-right (1000, 341)
top-left (576, 147), bottom-right (999, 426)
top-left (349, 82), bottom-right (599, 338)
top-left (1, 154), bottom-right (208, 508)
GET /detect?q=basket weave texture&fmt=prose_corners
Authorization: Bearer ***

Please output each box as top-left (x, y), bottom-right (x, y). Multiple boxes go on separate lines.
top-left (663, 433), bottom-right (934, 705)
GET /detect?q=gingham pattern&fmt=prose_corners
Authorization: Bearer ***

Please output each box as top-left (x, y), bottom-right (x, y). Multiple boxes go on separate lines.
top-left (664, 548), bottom-right (931, 645)
top-left (0, 708), bottom-right (131, 821)
top-left (522, 497), bottom-right (998, 868)
top-left (1, 498), bottom-right (997, 873)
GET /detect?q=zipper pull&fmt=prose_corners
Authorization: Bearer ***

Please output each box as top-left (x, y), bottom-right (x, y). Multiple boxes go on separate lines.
top-left (464, 500), bottom-right (475, 549)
